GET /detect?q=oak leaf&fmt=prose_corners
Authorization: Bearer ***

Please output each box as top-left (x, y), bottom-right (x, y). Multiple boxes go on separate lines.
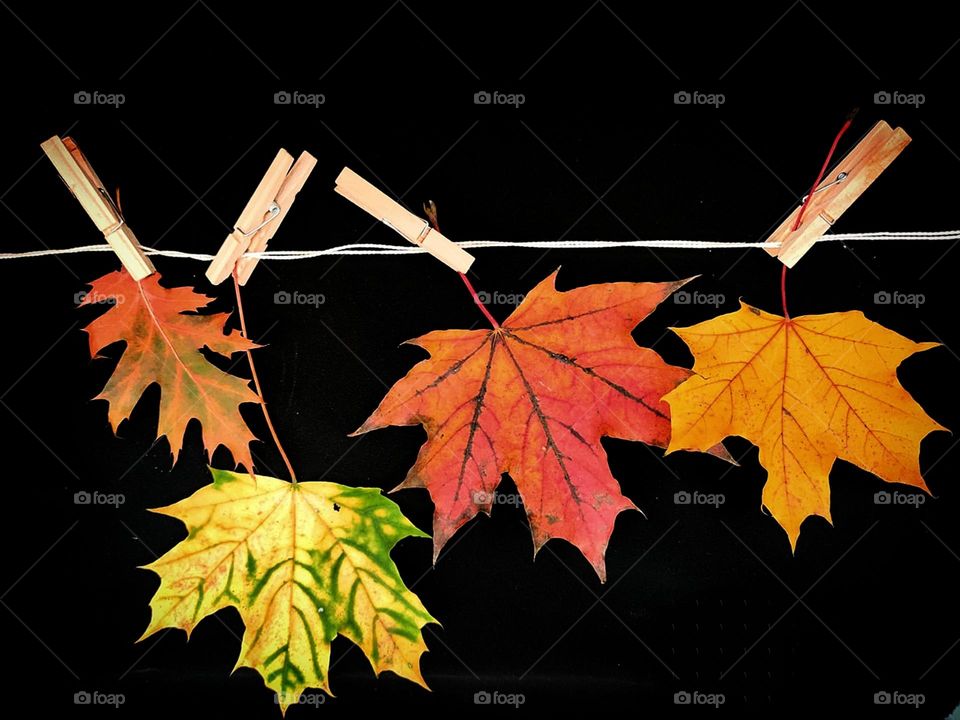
top-left (141, 468), bottom-right (436, 712)
top-left (81, 270), bottom-right (261, 470)
top-left (664, 302), bottom-right (946, 546)
top-left (354, 270), bottom-right (719, 581)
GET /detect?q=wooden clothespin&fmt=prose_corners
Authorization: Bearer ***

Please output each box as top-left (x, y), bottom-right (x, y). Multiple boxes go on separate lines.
top-left (206, 149), bottom-right (317, 285)
top-left (766, 120), bottom-right (911, 267)
top-left (41, 135), bottom-right (156, 280)
top-left (334, 167), bottom-right (475, 273)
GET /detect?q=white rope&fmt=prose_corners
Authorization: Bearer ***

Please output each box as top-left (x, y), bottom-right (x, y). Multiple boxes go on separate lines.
top-left (1, 231), bottom-right (958, 262)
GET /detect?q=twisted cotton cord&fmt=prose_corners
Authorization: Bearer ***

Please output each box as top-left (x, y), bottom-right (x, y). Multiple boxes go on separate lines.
top-left (1, 231), bottom-right (958, 262)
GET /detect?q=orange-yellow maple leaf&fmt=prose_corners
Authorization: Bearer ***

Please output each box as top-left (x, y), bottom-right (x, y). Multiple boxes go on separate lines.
top-left (354, 270), bottom-right (728, 581)
top-left (81, 270), bottom-right (262, 470)
top-left (664, 302), bottom-right (947, 546)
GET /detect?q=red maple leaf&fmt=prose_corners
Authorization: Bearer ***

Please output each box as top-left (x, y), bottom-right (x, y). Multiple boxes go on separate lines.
top-left (355, 270), bottom-right (726, 580)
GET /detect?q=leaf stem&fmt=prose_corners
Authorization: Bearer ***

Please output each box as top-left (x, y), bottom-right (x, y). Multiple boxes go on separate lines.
top-left (232, 271), bottom-right (298, 483)
top-left (781, 264), bottom-right (789, 320)
top-left (423, 199), bottom-right (501, 330)
top-left (459, 272), bottom-right (501, 329)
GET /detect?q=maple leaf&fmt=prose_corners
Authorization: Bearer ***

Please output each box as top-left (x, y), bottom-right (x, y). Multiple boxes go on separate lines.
top-left (663, 302), bottom-right (947, 546)
top-left (141, 468), bottom-right (436, 712)
top-left (81, 270), bottom-right (261, 470)
top-left (354, 270), bottom-right (722, 581)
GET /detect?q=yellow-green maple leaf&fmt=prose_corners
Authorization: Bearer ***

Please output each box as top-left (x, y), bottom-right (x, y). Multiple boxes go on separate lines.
top-left (141, 468), bottom-right (437, 712)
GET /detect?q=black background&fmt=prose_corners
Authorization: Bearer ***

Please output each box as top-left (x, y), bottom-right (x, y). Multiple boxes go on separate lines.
top-left (1, 1), bottom-right (958, 717)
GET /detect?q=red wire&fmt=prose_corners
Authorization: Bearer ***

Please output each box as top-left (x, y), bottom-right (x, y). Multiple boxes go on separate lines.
top-left (792, 118), bottom-right (853, 231)
top-left (781, 116), bottom-right (856, 319)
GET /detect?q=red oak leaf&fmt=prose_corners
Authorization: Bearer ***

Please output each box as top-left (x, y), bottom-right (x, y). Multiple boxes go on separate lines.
top-left (81, 270), bottom-right (261, 470)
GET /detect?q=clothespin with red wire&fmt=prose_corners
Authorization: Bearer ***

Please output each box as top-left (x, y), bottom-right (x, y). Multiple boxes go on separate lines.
top-left (766, 116), bottom-right (911, 267)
